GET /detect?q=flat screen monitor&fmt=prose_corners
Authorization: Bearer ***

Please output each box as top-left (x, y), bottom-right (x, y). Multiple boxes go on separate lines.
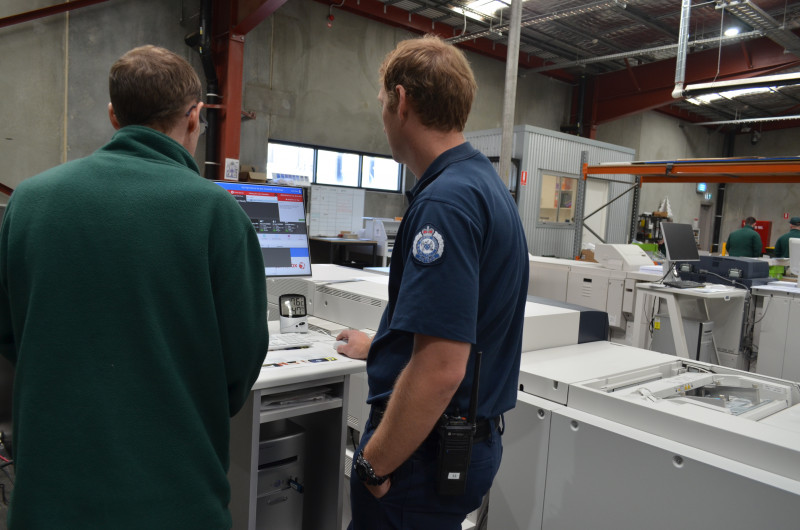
top-left (215, 182), bottom-right (312, 277)
top-left (661, 222), bottom-right (700, 262)
top-left (790, 238), bottom-right (800, 286)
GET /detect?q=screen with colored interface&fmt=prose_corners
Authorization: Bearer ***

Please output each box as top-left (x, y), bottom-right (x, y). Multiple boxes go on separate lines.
top-left (215, 182), bottom-right (312, 277)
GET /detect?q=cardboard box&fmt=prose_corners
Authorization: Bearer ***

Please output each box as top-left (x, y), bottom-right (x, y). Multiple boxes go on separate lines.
top-left (652, 211), bottom-right (669, 218)
top-left (580, 250), bottom-right (597, 262)
top-left (238, 171), bottom-right (267, 182)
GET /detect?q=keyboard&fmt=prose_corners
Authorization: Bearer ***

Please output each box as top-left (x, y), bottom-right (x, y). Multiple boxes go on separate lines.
top-left (268, 332), bottom-right (313, 351)
top-left (663, 279), bottom-right (705, 289)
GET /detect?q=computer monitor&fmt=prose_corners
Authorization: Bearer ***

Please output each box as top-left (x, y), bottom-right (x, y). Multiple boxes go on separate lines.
top-left (215, 182), bottom-right (312, 277)
top-left (660, 222), bottom-right (699, 280)
top-left (789, 238), bottom-right (800, 286)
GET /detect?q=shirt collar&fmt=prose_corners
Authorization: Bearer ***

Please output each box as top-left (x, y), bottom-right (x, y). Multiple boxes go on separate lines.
top-left (405, 142), bottom-right (477, 202)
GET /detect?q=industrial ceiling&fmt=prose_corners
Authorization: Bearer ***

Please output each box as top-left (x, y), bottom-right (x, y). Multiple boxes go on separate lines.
top-left (326, 0), bottom-right (800, 136)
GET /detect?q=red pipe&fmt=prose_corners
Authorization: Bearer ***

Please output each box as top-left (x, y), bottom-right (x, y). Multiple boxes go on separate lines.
top-left (0, 0), bottom-right (110, 30)
top-left (0, 184), bottom-right (13, 197)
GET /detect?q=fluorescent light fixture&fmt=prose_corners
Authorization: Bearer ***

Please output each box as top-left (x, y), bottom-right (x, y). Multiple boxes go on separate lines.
top-left (724, 27), bottom-right (741, 37)
top-left (453, 0), bottom-right (509, 20)
top-left (687, 86), bottom-right (773, 105)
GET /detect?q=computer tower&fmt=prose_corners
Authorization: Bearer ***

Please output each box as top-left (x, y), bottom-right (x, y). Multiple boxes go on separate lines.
top-left (650, 316), bottom-right (716, 364)
top-left (256, 420), bottom-right (306, 529)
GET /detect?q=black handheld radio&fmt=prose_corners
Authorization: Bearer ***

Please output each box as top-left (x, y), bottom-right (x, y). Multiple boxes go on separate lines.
top-left (436, 350), bottom-right (482, 496)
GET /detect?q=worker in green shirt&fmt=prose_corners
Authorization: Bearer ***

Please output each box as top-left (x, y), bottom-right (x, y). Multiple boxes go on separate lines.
top-left (726, 216), bottom-right (763, 257)
top-left (773, 217), bottom-right (800, 258)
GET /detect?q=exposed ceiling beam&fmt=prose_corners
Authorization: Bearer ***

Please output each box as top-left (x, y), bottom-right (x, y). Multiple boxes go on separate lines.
top-left (317, 0), bottom-right (576, 82)
top-left (0, 0), bottom-right (109, 29)
top-left (234, 0), bottom-right (290, 34)
top-left (591, 35), bottom-right (800, 124)
top-left (613, 2), bottom-right (678, 41)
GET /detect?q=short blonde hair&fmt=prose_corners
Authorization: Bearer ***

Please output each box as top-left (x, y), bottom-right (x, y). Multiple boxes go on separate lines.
top-left (379, 35), bottom-right (477, 132)
top-left (109, 45), bottom-right (202, 130)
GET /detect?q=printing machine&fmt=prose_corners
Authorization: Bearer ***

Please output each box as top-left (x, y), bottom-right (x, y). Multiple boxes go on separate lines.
top-left (528, 245), bottom-right (660, 344)
top-left (490, 338), bottom-right (800, 529)
top-left (270, 264), bottom-right (800, 527)
top-left (676, 255), bottom-right (772, 287)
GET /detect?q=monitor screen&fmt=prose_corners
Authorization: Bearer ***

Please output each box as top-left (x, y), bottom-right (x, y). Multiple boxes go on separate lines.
top-left (661, 222), bottom-right (700, 262)
top-left (215, 182), bottom-right (312, 277)
top-left (789, 239), bottom-right (800, 285)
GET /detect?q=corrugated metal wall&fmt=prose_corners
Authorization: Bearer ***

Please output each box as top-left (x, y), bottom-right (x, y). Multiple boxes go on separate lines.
top-left (467, 125), bottom-right (635, 258)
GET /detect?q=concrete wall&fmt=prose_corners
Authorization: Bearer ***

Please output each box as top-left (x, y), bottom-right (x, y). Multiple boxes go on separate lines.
top-left (596, 111), bottom-right (726, 226)
top-left (1, 0), bottom-right (205, 200)
top-left (724, 128), bottom-right (800, 248)
top-left (5, 0), bottom-right (792, 249)
top-left (597, 111), bottom-right (800, 250)
top-left (0, 0), bottom-right (571, 223)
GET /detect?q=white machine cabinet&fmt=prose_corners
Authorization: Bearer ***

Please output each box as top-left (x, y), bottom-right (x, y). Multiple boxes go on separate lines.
top-left (753, 284), bottom-right (800, 382)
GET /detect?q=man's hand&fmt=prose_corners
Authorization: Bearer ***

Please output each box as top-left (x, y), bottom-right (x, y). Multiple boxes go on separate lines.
top-left (365, 477), bottom-right (391, 499)
top-left (335, 329), bottom-right (372, 360)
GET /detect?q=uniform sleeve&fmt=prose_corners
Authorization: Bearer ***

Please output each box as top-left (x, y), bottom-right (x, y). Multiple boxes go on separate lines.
top-left (211, 226), bottom-right (269, 416)
top-left (390, 198), bottom-right (481, 344)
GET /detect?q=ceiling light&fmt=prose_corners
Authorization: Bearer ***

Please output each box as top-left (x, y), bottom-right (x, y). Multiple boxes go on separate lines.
top-left (467, 0), bottom-right (509, 17)
top-left (724, 27), bottom-right (740, 37)
top-left (452, 1), bottom-right (509, 21)
top-left (686, 86), bottom-right (773, 105)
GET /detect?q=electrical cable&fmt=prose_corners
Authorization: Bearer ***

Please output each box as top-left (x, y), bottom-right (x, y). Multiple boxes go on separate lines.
top-left (713, 6), bottom-right (725, 84)
top-left (753, 293), bottom-right (772, 324)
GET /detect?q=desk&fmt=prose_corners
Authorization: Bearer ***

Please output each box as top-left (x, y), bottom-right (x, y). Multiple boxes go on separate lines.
top-left (228, 323), bottom-right (365, 530)
top-left (631, 283), bottom-right (747, 368)
top-left (309, 237), bottom-right (377, 268)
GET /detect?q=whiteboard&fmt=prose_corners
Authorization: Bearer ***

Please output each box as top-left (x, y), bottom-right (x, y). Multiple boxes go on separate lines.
top-left (308, 185), bottom-right (366, 237)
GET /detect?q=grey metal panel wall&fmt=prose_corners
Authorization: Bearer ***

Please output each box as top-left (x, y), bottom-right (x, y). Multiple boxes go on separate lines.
top-left (466, 125), bottom-right (635, 258)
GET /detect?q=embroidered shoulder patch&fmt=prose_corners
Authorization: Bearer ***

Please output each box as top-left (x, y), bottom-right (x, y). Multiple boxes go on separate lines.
top-left (412, 224), bottom-right (445, 264)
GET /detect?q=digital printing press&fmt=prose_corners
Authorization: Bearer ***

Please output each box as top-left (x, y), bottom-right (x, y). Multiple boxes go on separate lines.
top-left (528, 244), bottom-right (660, 344)
top-left (267, 264), bottom-right (800, 528)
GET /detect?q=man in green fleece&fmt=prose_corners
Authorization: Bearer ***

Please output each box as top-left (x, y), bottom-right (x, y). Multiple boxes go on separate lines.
top-left (0, 46), bottom-right (268, 529)
top-left (773, 216), bottom-right (800, 258)
top-left (726, 216), bottom-right (763, 257)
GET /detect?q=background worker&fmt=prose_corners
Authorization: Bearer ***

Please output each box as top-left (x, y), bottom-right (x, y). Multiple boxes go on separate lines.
top-left (773, 216), bottom-right (800, 258)
top-left (726, 216), bottom-right (763, 257)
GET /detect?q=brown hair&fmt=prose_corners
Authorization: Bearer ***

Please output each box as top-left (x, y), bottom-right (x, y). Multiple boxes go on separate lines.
top-left (379, 35), bottom-right (477, 132)
top-left (109, 45), bottom-right (202, 130)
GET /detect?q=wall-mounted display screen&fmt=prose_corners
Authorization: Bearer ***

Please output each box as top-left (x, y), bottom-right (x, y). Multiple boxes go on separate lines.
top-left (315, 149), bottom-right (360, 187)
top-left (267, 143), bottom-right (314, 185)
top-left (362, 155), bottom-right (401, 191)
top-left (215, 182), bottom-right (312, 277)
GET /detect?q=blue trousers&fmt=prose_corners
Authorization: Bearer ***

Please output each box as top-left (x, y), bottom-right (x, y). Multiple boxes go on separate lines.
top-left (347, 418), bottom-right (503, 530)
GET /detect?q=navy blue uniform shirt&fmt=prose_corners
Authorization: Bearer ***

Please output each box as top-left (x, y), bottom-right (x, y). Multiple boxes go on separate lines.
top-left (365, 142), bottom-right (529, 420)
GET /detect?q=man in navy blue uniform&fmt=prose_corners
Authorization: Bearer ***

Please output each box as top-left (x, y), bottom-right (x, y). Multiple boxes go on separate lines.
top-left (336, 35), bottom-right (529, 529)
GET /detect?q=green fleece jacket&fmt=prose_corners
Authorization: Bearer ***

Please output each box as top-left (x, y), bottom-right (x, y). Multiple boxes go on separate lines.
top-left (773, 228), bottom-right (800, 258)
top-left (726, 225), bottom-right (762, 257)
top-left (0, 126), bottom-right (268, 529)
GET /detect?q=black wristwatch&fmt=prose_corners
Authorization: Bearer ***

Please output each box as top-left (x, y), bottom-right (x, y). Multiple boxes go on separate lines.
top-left (354, 449), bottom-right (389, 486)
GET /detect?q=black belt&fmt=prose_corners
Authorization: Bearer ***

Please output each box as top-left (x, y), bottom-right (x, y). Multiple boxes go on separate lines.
top-left (369, 403), bottom-right (500, 443)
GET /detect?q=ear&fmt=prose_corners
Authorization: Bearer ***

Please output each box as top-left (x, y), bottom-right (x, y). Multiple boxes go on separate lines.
top-left (108, 103), bottom-right (122, 130)
top-left (394, 85), bottom-right (409, 122)
top-left (185, 102), bottom-right (204, 135)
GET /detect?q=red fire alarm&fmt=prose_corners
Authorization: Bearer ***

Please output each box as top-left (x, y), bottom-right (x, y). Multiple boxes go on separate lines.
top-left (327, 14), bottom-right (334, 28)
